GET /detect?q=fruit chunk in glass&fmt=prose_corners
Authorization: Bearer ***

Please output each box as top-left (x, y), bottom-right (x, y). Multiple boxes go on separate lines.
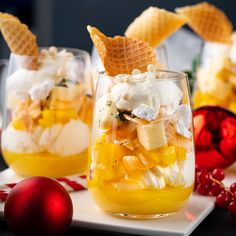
top-left (1, 47), bottom-right (93, 177)
top-left (193, 39), bottom-right (236, 113)
top-left (88, 65), bottom-right (195, 218)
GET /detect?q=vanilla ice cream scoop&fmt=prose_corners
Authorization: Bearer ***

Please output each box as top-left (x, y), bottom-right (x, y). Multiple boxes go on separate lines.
top-left (111, 80), bottom-right (160, 111)
top-left (155, 81), bottom-right (182, 107)
top-left (44, 119), bottom-right (89, 156)
top-left (111, 67), bottom-right (183, 120)
top-left (2, 126), bottom-right (44, 153)
top-left (111, 77), bottom-right (161, 120)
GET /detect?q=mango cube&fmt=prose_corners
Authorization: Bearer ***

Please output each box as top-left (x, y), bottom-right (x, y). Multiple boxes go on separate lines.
top-left (12, 118), bottom-right (26, 130)
top-left (94, 143), bottom-right (133, 168)
top-left (158, 146), bottom-right (176, 167)
top-left (137, 122), bottom-right (167, 150)
top-left (175, 147), bottom-right (187, 161)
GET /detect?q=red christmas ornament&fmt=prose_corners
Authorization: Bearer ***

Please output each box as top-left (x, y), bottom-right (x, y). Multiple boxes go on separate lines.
top-left (4, 177), bottom-right (73, 236)
top-left (193, 106), bottom-right (236, 170)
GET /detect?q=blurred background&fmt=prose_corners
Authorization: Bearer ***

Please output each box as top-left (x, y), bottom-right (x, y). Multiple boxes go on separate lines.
top-left (0, 0), bottom-right (234, 59)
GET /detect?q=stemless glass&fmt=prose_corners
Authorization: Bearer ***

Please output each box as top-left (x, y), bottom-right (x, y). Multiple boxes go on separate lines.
top-left (1, 47), bottom-right (94, 177)
top-left (155, 43), bottom-right (169, 69)
top-left (88, 69), bottom-right (195, 219)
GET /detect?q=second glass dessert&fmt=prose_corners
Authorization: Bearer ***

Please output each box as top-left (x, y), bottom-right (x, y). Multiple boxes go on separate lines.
top-left (1, 47), bottom-right (93, 177)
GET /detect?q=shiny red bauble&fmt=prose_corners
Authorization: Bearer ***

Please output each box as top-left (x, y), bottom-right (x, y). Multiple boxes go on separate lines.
top-left (193, 106), bottom-right (236, 170)
top-left (4, 177), bottom-right (73, 236)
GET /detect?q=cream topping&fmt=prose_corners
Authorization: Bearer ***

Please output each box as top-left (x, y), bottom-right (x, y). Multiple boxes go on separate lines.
top-left (7, 47), bottom-right (79, 104)
top-left (111, 65), bottom-right (183, 121)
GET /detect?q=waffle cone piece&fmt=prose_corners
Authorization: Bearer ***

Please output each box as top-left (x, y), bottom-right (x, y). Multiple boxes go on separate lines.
top-left (0, 14), bottom-right (39, 70)
top-left (176, 2), bottom-right (233, 43)
top-left (125, 7), bottom-right (186, 47)
top-left (0, 12), bottom-right (19, 22)
top-left (87, 26), bottom-right (157, 76)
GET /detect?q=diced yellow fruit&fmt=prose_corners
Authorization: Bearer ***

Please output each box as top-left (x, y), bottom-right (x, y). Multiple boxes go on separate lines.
top-left (12, 118), bottom-right (26, 130)
top-left (137, 146), bottom-right (162, 164)
top-left (39, 109), bottom-right (78, 127)
top-left (137, 146), bottom-right (177, 167)
top-left (175, 147), bottom-right (187, 161)
top-left (137, 122), bottom-right (167, 150)
top-left (41, 110), bottom-right (56, 120)
top-left (55, 110), bottom-right (77, 123)
top-left (38, 110), bottom-right (55, 128)
top-left (92, 143), bottom-right (135, 180)
top-left (78, 95), bottom-right (93, 127)
top-left (38, 118), bottom-right (54, 128)
top-left (93, 158), bottom-right (126, 181)
top-left (94, 143), bottom-right (133, 167)
top-left (157, 146), bottom-right (176, 167)
top-left (123, 156), bottom-right (145, 171)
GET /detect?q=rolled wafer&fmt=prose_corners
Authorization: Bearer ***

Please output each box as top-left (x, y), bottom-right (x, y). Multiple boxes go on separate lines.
top-left (125, 7), bottom-right (186, 47)
top-left (0, 14), bottom-right (39, 70)
top-left (87, 25), bottom-right (157, 76)
top-left (176, 2), bottom-right (233, 43)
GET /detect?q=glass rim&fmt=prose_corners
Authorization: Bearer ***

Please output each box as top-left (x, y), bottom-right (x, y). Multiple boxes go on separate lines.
top-left (98, 69), bottom-right (188, 81)
top-left (10, 46), bottom-right (90, 60)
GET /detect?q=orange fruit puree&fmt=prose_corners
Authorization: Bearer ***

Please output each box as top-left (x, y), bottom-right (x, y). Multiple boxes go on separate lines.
top-left (3, 148), bottom-right (88, 177)
top-left (88, 182), bottom-right (193, 215)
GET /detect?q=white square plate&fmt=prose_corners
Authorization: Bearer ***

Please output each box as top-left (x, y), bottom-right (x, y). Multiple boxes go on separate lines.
top-left (0, 164), bottom-right (235, 236)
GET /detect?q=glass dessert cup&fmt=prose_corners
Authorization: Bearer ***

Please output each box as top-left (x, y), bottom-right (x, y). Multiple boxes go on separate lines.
top-left (88, 67), bottom-right (195, 219)
top-left (193, 40), bottom-right (236, 113)
top-left (1, 47), bottom-right (94, 177)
